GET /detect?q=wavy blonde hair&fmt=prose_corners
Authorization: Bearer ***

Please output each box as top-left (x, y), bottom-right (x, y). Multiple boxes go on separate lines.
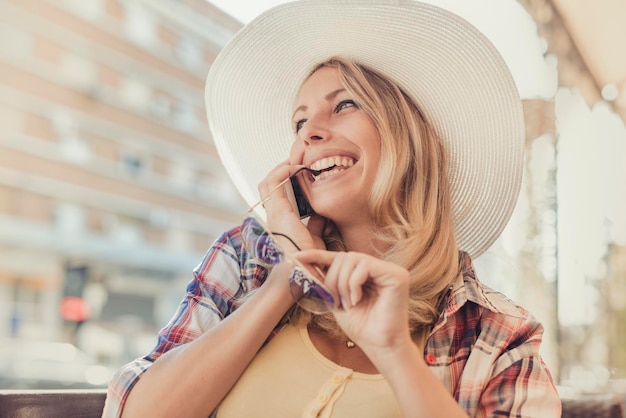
top-left (289, 56), bottom-right (460, 343)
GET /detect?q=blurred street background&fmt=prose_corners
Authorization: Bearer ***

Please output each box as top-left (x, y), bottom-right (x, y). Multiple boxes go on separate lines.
top-left (0, 0), bottom-right (625, 397)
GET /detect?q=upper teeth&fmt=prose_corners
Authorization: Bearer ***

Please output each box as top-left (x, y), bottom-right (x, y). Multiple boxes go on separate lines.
top-left (310, 156), bottom-right (355, 171)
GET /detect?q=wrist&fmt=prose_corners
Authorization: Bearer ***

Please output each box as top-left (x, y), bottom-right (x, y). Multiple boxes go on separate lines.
top-left (365, 333), bottom-right (422, 375)
top-left (256, 261), bottom-right (296, 312)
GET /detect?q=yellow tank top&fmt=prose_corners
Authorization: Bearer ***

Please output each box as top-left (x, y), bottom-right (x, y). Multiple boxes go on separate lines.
top-left (216, 322), bottom-right (401, 418)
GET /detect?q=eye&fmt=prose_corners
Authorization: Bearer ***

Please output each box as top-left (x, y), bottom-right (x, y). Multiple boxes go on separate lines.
top-left (294, 119), bottom-right (307, 133)
top-left (335, 99), bottom-right (358, 113)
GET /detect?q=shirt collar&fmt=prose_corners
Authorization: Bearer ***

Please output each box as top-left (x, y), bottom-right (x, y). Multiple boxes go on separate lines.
top-left (432, 252), bottom-right (526, 334)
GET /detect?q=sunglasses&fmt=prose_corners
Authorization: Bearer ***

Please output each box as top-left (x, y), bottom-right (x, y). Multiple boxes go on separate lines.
top-left (242, 168), bottom-right (334, 314)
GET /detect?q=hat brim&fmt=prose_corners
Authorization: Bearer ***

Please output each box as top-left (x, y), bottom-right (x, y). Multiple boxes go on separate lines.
top-left (205, 0), bottom-right (524, 258)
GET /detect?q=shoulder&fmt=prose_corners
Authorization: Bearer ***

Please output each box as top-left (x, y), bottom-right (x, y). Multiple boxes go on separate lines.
top-left (429, 254), bottom-right (559, 415)
top-left (211, 224), bottom-right (246, 256)
top-left (451, 252), bottom-right (536, 323)
top-left (192, 224), bottom-right (244, 276)
top-left (467, 280), bottom-right (529, 319)
top-left (443, 253), bottom-right (545, 353)
top-left (192, 221), bottom-right (273, 300)
top-left (470, 279), bottom-right (544, 359)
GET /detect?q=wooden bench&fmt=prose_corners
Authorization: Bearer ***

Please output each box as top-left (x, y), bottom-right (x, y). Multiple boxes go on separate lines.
top-left (0, 390), bottom-right (107, 418)
top-left (561, 393), bottom-right (625, 418)
top-left (0, 389), bottom-right (623, 417)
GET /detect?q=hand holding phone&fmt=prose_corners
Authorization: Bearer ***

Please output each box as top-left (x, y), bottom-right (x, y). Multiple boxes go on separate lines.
top-left (284, 170), bottom-right (315, 219)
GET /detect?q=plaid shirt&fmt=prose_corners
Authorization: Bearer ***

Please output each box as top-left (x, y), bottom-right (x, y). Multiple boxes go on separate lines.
top-left (103, 222), bottom-right (561, 417)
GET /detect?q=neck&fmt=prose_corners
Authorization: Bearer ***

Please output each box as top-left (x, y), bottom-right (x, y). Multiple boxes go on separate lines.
top-left (336, 220), bottom-right (380, 256)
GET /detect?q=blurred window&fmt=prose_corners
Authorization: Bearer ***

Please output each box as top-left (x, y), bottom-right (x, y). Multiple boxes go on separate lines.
top-left (120, 78), bottom-right (151, 112)
top-left (120, 154), bottom-right (144, 176)
top-left (60, 54), bottom-right (97, 91)
top-left (175, 37), bottom-right (202, 69)
top-left (58, 135), bottom-right (92, 165)
top-left (165, 227), bottom-right (193, 253)
top-left (148, 92), bottom-right (172, 120)
top-left (124, 3), bottom-right (157, 47)
top-left (168, 159), bottom-right (194, 190)
top-left (54, 203), bottom-right (86, 235)
top-left (65, 0), bottom-right (105, 21)
top-left (100, 292), bottom-right (155, 326)
top-left (172, 99), bottom-right (197, 132)
top-left (108, 214), bottom-right (144, 246)
top-left (0, 26), bottom-right (32, 60)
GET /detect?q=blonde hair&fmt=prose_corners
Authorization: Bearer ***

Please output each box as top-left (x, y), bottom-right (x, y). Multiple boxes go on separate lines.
top-left (293, 56), bottom-right (460, 342)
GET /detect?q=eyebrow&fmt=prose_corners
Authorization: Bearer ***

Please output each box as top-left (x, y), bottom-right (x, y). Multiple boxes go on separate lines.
top-left (292, 88), bottom-right (346, 120)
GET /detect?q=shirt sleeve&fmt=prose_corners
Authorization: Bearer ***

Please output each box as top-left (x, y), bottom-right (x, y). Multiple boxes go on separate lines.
top-left (429, 257), bottom-right (562, 417)
top-left (477, 353), bottom-right (561, 417)
top-left (475, 318), bottom-right (562, 418)
top-left (102, 226), bottom-right (265, 418)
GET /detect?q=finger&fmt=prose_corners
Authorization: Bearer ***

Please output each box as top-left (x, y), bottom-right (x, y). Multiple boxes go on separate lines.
top-left (258, 163), bottom-right (292, 197)
top-left (258, 163), bottom-right (310, 215)
top-left (348, 258), bottom-right (369, 306)
top-left (335, 253), bottom-right (358, 309)
top-left (293, 249), bottom-right (337, 267)
top-left (335, 253), bottom-right (372, 309)
top-left (323, 252), bottom-right (347, 309)
top-left (295, 250), bottom-right (344, 309)
top-left (288, 164), bottom-right (309, 176)
top-left (258, 160), bottom-right (308, 193)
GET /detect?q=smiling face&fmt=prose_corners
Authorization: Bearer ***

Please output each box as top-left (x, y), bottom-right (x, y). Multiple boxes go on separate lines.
top-left (289, 66), bottom-right (381, 224)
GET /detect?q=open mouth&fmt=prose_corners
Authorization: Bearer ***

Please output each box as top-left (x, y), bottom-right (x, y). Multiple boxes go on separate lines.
top-left (309, 156), bottom-right (356, 181)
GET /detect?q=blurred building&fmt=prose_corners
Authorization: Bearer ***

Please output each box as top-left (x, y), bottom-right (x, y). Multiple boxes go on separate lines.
top-left (1, 0), bottom-right (625, 393)
top-left (0, 0), bottom-right (245, 364)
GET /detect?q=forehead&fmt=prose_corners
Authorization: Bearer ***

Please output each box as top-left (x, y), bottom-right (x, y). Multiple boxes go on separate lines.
top-left (295, 66), bottom-right (343, 102)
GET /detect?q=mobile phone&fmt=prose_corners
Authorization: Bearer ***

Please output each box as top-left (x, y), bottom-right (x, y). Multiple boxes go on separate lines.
top-left (285, 173), bottom-right (315, 218)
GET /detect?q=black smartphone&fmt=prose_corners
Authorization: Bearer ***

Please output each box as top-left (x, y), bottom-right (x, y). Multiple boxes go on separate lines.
top-left (285, 173), bottom-right (315, 218)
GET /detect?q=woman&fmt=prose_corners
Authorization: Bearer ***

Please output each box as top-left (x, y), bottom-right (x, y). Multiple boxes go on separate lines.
top-left (104, 1), bottom-right (560, 417)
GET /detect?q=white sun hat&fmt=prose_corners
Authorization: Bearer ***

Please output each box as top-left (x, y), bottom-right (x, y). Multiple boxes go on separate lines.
top-left (205, 0), bottom-right (524, 259)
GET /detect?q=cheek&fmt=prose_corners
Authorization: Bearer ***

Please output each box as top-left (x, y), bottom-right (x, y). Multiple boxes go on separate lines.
top-left (289, 141), bottom-right (305, 164)
top-left (362, 122), bottom-right (382, 159)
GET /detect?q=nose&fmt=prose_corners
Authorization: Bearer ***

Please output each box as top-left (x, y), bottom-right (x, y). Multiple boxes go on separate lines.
top-left (305, 132), bottom-right (325, 144)
top-left (300, 118), bottom-right (331, 145)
